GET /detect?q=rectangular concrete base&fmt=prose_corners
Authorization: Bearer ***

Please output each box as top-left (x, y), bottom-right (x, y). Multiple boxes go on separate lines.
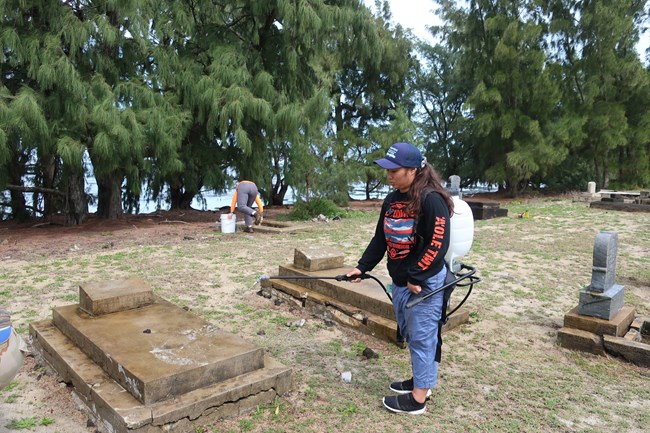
top-left (30, 320), bottom-right (292, 433)
top-left (277, 264), bottom-right (395, 319)
top-left (294, 246), bottom-right (344, 271)
top-left (603, 335), bottom-right (650, 368)
top-left (465, 201), bottom-right (508, 220)
top-left (265, 270), bottom-right (470, 346)
top-left (564, 305), bottom-right (635, 337)
top-left (573, 193), bottom-right (602, 203)
top-left (80, 278), bottom-right (155, 316)
top-left (577, 284), bottom-right (625, 320)
top-left (557, 327), bottom-right (605, 355)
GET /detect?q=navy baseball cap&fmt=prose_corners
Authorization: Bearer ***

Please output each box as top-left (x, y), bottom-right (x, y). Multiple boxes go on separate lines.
top-left (375, 142), bottom-right (424, 169)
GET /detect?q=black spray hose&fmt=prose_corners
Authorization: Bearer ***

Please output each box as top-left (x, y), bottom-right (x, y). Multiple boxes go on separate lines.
top-left (404, 264), bottom-right (481, 316)
top-left (257, 273), bottom-right (405, 345)
top-left (258, 274), bottom-right (367, 283)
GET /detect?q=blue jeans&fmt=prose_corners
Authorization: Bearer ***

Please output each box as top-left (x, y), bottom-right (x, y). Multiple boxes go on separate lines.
top-left (391, 267), bottom-right (446, 390)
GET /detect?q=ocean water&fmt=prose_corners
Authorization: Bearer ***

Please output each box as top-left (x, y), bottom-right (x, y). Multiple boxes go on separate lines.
top-left (2, 176), bottom-right (496, 217)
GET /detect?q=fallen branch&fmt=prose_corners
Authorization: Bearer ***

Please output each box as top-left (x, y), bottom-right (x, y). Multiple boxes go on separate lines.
top-left (31, 222), bottom-right (53, 228)
top-left (5, 184), bottom-right (65, 196)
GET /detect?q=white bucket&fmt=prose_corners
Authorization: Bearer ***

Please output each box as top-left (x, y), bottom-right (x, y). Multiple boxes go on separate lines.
top-left (220, 214), bottom-right (236, 233)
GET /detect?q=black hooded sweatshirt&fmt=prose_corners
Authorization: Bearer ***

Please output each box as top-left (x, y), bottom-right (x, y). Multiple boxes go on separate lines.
top-left (356, 189), bottom-right (451, 287)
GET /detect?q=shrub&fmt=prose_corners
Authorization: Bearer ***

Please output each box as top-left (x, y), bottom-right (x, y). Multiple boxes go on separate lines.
top-left (286, 198), bottom-right (343, 220)
top-left (542, 155), bottom-right (596, 192)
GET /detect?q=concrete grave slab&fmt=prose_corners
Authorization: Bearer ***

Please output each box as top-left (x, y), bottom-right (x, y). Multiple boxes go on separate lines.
top-left (557, 327), bottom-right (606, 356)
top-left (235, 220), bottom-right (310, 234)
top-left (30, 320), bottom-right (292, 433)
top-left (603, 335), bottom-right (650, 368)
top-left (277, 264), bottom-right (394, 319)
top-left (590, 201), bottom-right (650, 212)
top-left (264, 261), bottom-right (470, 346)
top-left (51, 297), bottom-right (265, 405)
top-left (293, 246), bottom-right (345, 271)
top-left (465, 200), bottom-right (508, 220)
top-left (80, 278), bottom-right (155, 316)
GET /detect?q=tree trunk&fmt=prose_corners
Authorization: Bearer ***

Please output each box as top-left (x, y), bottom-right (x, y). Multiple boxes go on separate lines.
top-left (96, 173), bottom-right (123, 219)
top-left (602, 166), bottom-right (610, 189)
top-left (600, 155), bottom-right (610, 189)
top-left (169, 186), bottom-right (195, 209)
top-left (41, 153), bottom-right (58, 216)
top-left (8, 155), bottom-right (29, 221)
top-left (8, 189), bottom-right (29, 221)
top-left (66, 171), bottom-right (88, 225)
top-left (271, 180), bottom-right (288, 206)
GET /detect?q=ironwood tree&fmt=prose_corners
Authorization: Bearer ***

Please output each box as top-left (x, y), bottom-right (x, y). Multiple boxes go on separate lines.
top-left (0, 0), bottom-right (187, 221)
top-left (544, 0), bottom-right (650, 189)
top-left (435, 0), bottom-right (566, 195)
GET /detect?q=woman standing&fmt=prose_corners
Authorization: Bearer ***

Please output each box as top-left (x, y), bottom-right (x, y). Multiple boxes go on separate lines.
top-left (346, 142), bottom-right (454, 414)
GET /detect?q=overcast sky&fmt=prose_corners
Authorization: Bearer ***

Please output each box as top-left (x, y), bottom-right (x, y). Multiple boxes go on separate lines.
top-left (365, 0), bottom-right (649, 60)
top-left (364, 0), bottom-right (438, 42)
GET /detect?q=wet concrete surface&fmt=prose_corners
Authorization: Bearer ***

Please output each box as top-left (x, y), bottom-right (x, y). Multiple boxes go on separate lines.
top-left (52, 298), bottom-right (265, 404)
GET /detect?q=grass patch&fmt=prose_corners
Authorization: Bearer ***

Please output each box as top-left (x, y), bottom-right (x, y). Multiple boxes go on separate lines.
top-left (4, 197), bottom-right (650, 433)
top-left (5, 417), bottom-right (56, 429)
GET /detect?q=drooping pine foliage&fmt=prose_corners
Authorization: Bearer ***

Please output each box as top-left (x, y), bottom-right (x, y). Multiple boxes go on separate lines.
top-left (1, 0), bottom-right (649, 220)
top-left (0, 0), bottom-right (390, 219)
top-left (424, 0), bottom-right (649, 194)
top-left (1, 0), bottom-right (188, 220)
top-left (558, 0), bottom-right (650, 189)
top-left (434, 0), bottom-right (567, 194)
top-left (306, 2), bottom-right (416, 205)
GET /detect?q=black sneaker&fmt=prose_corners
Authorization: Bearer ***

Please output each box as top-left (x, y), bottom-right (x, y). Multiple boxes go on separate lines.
top-left (382, 393), bottom-right (426, 415)
top-left (254, 212), bottom-right (262, 225)
top-left (389, 378), bottom-right (432, 397)
top-left (244, 226), bottom-right (254, 233)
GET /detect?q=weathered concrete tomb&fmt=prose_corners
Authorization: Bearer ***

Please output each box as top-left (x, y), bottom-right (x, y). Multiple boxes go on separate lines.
top-left (573, 181), bottom-right (602, 203)
top-left (260, 246), bottom-right (470, 346)
top-left (557, 232), bottom-right (650, 368)
top-left (590, 190), bottom-right (650, 212)
top-left (30, 278), bottom-right (292, 433)
top-left (464, 200), bottom-right (508, 220)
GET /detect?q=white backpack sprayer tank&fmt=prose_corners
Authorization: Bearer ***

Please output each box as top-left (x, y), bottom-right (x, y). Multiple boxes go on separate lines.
top-left (444, 196), bottom-right (474, 272)
top-left (405, 193), bottom-right (480, 312)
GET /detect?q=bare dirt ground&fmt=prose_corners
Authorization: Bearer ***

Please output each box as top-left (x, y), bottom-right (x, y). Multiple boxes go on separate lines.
top-left (1, 193), bottom-right (649, 433)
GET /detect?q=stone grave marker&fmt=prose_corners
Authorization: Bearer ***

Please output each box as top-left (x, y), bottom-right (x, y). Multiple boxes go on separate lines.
top-left (587, 181), bottom-right (596, 194)
top-left (448, 175), bottom-right (461, 198)
top-left (577, 232), bottom-right (625, 320)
